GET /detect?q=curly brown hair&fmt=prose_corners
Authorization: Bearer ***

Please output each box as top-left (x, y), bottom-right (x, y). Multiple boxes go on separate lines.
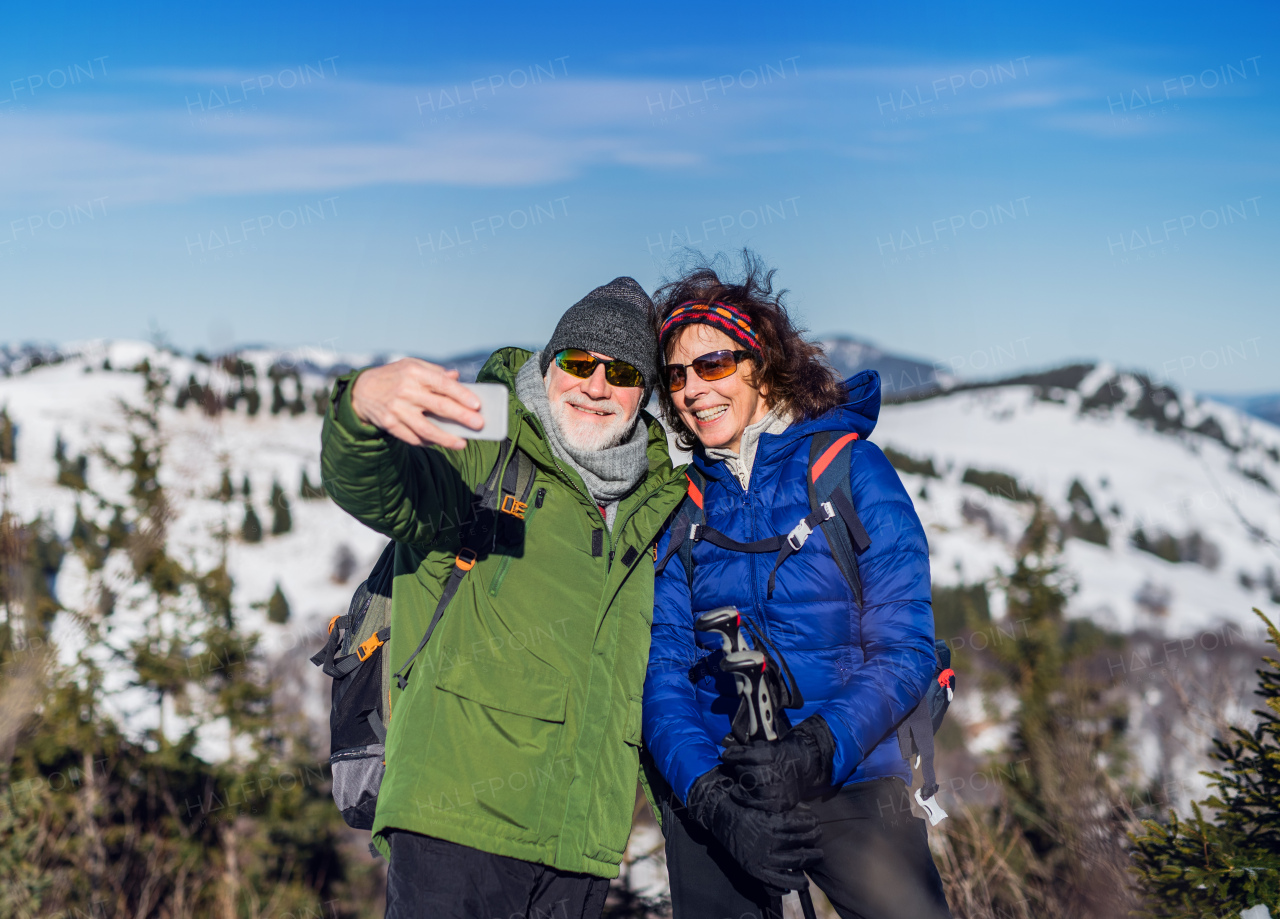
top-left (654, 250), bottom-right (846, 451)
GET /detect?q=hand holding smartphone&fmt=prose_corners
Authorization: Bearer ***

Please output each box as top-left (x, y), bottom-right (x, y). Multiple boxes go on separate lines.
top-left (424, 382), bottom-right (508, 442)
top-left (350, 359), bottom-right (506, 450)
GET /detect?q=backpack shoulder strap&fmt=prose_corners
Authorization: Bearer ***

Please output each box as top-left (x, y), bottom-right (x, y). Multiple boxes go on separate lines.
top-left (655, 468), bottom-right (706, 587)
top-left (808, 431), bottom-right (872, 607)
top-left (896, 639), bottom-right (955, 825)
top-left (311, 541), bottom-right (395, 678)
top-left (391, 437), bottom-right (525, 689)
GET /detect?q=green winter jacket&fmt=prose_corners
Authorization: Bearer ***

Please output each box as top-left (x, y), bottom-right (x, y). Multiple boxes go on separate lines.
top-left (320, 348), bottom-right (686, 877)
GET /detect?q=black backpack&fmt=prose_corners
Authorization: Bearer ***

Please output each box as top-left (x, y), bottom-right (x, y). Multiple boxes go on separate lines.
top-left (311, 439), bottom-right (537, 830)
top-left (656, 430), bottom-right (956, 823)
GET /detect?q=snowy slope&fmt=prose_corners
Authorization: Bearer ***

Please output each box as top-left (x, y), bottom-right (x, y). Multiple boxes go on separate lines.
top-left (1, 342), bottom-right (389, 754)
top-left (876, 363), bottom-right (1280, 635)
top-left (5, 342), bottom-right (1279, 758)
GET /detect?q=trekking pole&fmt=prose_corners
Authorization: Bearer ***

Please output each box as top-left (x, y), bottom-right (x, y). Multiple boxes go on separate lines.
top-left (720, 649), bottom-right (819, 919)
top-left (693, 606), bottom-right (748, 654)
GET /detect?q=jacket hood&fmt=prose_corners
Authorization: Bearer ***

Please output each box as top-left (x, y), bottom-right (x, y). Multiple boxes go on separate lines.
top-left (476, 346), bottom-right (533, 389)
top-left (691, 369), bottom-right (882, 480)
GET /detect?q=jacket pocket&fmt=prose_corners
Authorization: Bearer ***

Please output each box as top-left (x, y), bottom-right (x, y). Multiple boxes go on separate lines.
top-left (586, 693), bottom-right (644, 863)
top-left (424, 655), bottom-right (569, 839)
top-left (625, 694), bottom-right (643, 746)
top-left (435, 653), bottom-right (568, 723)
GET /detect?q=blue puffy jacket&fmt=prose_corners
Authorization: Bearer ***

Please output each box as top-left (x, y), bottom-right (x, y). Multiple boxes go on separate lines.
top-left (643, 371), bottom-right (937, 803)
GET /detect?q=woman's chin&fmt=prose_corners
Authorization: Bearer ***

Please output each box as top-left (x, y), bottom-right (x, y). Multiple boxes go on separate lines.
top-left (693, 424), bottom-right (739, 450)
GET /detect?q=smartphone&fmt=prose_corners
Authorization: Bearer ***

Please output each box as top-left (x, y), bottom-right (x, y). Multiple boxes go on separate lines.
top-left (426, 381), bottom-right (508, 442)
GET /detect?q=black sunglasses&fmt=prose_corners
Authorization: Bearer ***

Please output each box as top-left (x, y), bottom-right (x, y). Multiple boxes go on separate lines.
top-left (554, 349), bottom-right (645, 388)
top-left (664, 350), bottom-right (755, 393)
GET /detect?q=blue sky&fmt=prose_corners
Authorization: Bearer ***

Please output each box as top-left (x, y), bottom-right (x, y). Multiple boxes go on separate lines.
top-left (2, 0), bottom-right (1277, 392)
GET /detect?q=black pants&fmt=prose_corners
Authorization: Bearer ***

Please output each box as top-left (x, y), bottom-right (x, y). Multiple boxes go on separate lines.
top-left (662, 778), bottom-right (952, 919)
top-left (384, 830), bottom-right (611, 919)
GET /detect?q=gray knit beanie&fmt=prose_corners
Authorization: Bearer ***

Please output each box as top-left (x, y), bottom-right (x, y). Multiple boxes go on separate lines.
top-left (539, 277), bottom-right (658, 404)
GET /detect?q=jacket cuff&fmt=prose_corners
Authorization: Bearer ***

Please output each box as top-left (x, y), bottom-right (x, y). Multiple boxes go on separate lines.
top-left (794, 714), bottom-right (836, 788)
top-left (329, 370), bottom-right (380, 439)
top-left (812, 710), bottom-right (867, 786)
top-left (684, 766), bottom-right (731, 823)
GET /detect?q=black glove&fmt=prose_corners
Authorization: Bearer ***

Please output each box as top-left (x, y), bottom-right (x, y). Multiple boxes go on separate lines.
top-left (684, 766), bottom-right (823, 892)
top-left (720, 715), bottom-right (836, 813)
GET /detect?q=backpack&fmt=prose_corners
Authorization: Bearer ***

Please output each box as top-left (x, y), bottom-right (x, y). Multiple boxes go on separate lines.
top-left (655, 430), bottom-right (956, 824)
top-left (311, 438), bottom-right (538, 831)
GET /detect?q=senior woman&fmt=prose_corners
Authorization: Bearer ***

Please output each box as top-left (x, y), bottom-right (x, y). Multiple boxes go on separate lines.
top-left (642, 254), bottom-right (951, 919)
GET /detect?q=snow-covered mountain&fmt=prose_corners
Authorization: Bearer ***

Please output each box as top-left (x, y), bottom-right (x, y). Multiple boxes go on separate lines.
top-left (4, 340), bottom-right (1278, 820)
top-left (817, 335), bottom-right (951, 400)
top-left (6, 341), bottom-right (1278, 653)
top-left (1205, 391), bottom-right (1280, 427)
top-left (876, 362), bottom-right (1280, 636)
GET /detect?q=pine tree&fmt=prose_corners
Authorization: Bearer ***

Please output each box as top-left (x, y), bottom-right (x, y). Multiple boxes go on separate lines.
top-left (300, 468), bottom-right (326, 500)
top-left (288, 375), bottom-right (306, 416)
top-left (241, 474), bottom-right (252, 498)
top-left (69, 504), bottom-right (108, 571)
top-left (105, 504), bottom-right (129, 550)
top-left (215, 468), bottom-right (233, 502)
top-left (270, 480), bottom-right (292, 535)
top-left (271, 378), bottom-right (286, 415)
top-left (56, 453), bottom-right (88, 491)
top-left (266, 582), bottom-right (290, 624)
top-left (1131, 609), bottom-right (1280, 915)
top-left (244, 385), bottom-right (261, 416)
top-left (0, 406), bottom-right (17, 462)
top-left (0, 369), bottom-right (376, 917)
top-left (941, 501), bottom-right (1137, 918)
top-left (176, 373), bottom-right (197, 409)
top-left (241, 503), bottom-right (262, 543)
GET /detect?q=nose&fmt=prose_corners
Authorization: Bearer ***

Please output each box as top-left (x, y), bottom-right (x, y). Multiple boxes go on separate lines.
top-left (679, 364), bottom-right (712, 404)
top-left (585, 363), bottom-right (609, 398)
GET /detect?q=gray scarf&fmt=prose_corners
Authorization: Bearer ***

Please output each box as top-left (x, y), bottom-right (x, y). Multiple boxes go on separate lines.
top-left (515, 353), bottom-right (650, 528)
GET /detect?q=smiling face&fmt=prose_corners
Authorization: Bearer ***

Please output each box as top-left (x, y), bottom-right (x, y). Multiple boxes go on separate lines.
top-left (544, 350), bottom-right (644, 451)
top-left (667, 324), bottom-right (770, 453)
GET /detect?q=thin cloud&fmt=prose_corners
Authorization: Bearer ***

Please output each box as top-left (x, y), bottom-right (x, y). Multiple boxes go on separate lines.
top-left (0, 57), bottom-right (1221, 208)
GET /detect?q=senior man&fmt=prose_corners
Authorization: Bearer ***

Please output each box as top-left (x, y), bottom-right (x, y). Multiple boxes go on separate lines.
top-left (321, 278), bottom-right (686, 919)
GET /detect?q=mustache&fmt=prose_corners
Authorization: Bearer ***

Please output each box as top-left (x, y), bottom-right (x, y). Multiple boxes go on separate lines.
top-left (561, 393), bottom-right (623, 416)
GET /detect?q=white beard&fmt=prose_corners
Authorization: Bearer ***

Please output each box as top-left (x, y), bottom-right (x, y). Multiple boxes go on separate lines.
top-left (550, 394), bottom-right (636, 452)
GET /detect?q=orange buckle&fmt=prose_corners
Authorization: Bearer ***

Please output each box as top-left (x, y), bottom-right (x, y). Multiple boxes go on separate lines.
top-left (328, 615), bottom-right (340, 635)
top-left (938, 668), bottom-right (955, 689)
top-left (455, 548), bottom-right (478, 571)
top-left (356, 633), bottom-right (384, 662)
top-left (500, 495), bottom-right (528, 519)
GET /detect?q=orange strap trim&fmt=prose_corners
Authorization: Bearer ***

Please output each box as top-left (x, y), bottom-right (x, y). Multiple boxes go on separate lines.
top-left (455, 548), bottom-right (477, 571)
top-left (327, 615), bottom-right (340, 635)
top-left (686, 474), bottom-right (704, 509)
top-left (356, 633), bottom-right (385, 662)
top-left (811, 432), bottom-right (859, 482)
top-left (938, 668), bottom-right (955, 689)
top-left (500, 494), bottom-right (528, 519)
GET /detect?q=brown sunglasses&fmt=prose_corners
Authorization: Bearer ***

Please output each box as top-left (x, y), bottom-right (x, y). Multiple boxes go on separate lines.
top-left (664, 350), bottom-right (755, 393)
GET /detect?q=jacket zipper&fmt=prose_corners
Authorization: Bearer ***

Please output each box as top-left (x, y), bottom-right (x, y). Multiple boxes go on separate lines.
top-left (720, 465), bottom-right (769, 646)
top-left (519, 409), bottom-right (679, 570)
top-left (487, 502), bottom-right (539, 597)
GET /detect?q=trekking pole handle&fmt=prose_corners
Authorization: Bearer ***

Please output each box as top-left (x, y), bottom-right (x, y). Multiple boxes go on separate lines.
top-left (694, 606), bottom-right (747, 654)
top-left (719, 650), bottom-right (781, 742)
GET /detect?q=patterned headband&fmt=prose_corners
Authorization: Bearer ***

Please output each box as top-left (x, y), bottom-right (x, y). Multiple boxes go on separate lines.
top-left (659, 300), bottom-right (761, 352)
